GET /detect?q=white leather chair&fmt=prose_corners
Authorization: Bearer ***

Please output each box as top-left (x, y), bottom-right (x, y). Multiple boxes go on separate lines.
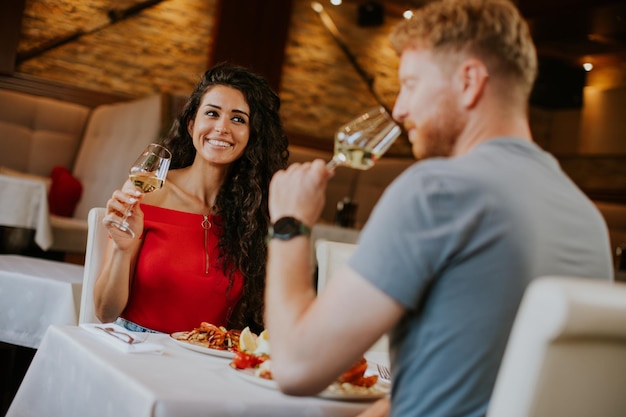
top-left (487, 276), bottom-right (626, 417)
top-left (0, 91), bottom-right (168, 256)
top-left (315, 239), bottom-right (357, 294)
top-left (310, 224), bottom-right (360, 275)
top-left (315, 239), bottom-right (388, 354)
top-left (78, 207), bottom-right (107, 324)
top-left (50, 95), bottom-right (167, 255)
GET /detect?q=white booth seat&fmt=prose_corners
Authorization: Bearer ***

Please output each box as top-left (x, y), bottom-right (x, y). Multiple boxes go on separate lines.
top-left (0, 90), bottom-right (170, 255)
top-left (0, 90), bottom-right (90, 177)
top-left (488, 276), bottom-right (626, 417)
top-left (49, 94), bottom-right (168, 254)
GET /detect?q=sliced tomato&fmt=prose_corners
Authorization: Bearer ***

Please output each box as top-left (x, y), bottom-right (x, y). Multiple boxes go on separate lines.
top-left (232, 351), bottom-right (260, 369)
top-left (338, 358), bottom-right (368, 383)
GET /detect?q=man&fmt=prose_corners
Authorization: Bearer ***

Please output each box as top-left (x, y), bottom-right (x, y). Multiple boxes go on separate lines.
top-left (264, 0), bottom-right (614, 416)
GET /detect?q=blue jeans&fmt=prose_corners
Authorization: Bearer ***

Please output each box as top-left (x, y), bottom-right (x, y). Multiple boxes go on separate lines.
top-left (115, 317), bottom-right (160, 333)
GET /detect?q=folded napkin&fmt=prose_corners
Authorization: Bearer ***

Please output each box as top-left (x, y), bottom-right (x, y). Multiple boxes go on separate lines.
top-left (80, 323), bottom-right (164, 354)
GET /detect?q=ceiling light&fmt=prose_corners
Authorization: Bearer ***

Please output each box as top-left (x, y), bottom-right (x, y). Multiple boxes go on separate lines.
top-left (583, 62), bottom-right (593, 71)
top-left (330, 0), bottom-right (342, 5)
top-left (403, 10), bottom-right (413, 19)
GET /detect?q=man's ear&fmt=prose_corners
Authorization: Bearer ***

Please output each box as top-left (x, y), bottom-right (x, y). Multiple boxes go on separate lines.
top-left (458, 59), bottom-right (489, 109)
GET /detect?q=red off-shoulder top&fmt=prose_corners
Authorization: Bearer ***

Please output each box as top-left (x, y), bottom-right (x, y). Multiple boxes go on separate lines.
top-left (120, 204), bottom-right (244, 334)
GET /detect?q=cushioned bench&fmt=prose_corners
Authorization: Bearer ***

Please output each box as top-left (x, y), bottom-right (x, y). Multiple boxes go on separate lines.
top-left (0, 89), bottom-right (169, 256)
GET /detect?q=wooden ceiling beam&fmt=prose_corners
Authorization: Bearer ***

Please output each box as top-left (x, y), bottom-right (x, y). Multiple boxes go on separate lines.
top-left (209, 0), bottom-right (294, 93)
top-left (0, 0), bottom-right (26, 75)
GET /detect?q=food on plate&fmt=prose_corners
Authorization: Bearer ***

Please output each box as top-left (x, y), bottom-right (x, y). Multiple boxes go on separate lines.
top-left (238, 326), bottom-right (258, 353)
top-left (232, 350), bottom-right (270, 372)
top-left (230, 333), bottom-right (381, 394)
top-left (254, 358), bottom-right (273, 380)
top-left (254, 329), bottom-right (270, 355)
top-left (335, 357), bottom-right (379, 388)
top-left (175, 322), bottom-right (241, 351)
top-left (237, 327), bottom-right (271, 354)
top-left (230, 327), bottom-right (269, 372)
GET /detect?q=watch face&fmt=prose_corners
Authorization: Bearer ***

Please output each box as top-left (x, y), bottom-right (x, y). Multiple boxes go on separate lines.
top-left (273, 217), bottom-right (300, 237)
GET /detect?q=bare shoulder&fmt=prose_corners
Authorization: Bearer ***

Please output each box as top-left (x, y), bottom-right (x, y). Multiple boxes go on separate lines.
top-left (140, 182), bottom-right (170, 206)
top-left (141, 168), bottom-right (204, 213)
top-left (140, 168), bottom-right (181, 206)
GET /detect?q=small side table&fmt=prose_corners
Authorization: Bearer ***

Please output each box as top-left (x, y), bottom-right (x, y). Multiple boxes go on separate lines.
top-left (0, 174), bottom-right (52, 251)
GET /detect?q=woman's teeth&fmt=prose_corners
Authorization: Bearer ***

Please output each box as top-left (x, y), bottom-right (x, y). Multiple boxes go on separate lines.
top-left (207, 139), bottom-right (231, 147)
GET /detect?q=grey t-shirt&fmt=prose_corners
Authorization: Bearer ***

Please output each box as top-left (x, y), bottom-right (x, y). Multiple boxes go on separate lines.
top-left (350, 137), bottom-right (613, 417)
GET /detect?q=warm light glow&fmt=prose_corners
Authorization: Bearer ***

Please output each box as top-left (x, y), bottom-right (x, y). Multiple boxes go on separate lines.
top-left (583, 62), bottom-right (593, 72)
top-left (311, 1), bottom-right (323, 12)
top-left (330, 0), bottom-right (342, 5)
top-left (403, 10), bottom-right (413, 19)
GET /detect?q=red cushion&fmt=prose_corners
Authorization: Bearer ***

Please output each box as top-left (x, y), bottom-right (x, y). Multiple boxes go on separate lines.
top-left (48, 166), bottom-right (83, 217)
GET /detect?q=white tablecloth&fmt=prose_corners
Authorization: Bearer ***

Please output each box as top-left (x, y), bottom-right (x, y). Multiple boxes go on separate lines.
top-left (7, 325), bottom-right (381, 417)
top-left (0, 174), bottom-right (52, 250)
top-left (0, 255), bottom-right (84, 348)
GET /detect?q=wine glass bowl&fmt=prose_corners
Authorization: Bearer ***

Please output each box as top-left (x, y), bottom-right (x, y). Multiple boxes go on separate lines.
top-left (107, 143), bottom-right (171, 238)
top-left (327, 106), bottom-right (402, 170)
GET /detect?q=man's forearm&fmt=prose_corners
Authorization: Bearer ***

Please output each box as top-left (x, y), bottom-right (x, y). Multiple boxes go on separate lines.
top-left (265, 236), bottom-right (334, 394)
top-left (265, 237), bottom-right (316, 351)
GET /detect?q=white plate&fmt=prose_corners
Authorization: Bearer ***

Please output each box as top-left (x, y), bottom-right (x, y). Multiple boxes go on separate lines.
top-left (170, 332), bottom-right (235, 359)
top-left (229, 366), bottom-right (389, 401)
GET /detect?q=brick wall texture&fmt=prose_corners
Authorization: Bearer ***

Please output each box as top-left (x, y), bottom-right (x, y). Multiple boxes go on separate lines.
top-left (16, 0), bottom-right (412, 155)
top-left (13, 0), bottom-right (626, 194)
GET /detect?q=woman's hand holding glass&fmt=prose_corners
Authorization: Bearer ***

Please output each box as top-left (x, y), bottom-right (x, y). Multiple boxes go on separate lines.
top-left (105, 182), bottom-right (146, 246)
top-left (104, 143), bottom-right (171, 240)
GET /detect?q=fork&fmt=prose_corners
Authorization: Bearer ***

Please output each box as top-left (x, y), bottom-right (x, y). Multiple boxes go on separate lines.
top-left (376, 363), bottom-right (391, 380)
top-left (96, 326), bottom-right (135, 344)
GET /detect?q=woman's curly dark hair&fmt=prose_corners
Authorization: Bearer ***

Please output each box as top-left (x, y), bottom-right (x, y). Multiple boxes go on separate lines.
top-left (161, 63), bottom-right (289, 333)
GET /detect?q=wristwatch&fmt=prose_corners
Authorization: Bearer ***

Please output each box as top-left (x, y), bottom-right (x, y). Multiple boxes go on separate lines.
top-left (267, 217), bottom-right (311, 241)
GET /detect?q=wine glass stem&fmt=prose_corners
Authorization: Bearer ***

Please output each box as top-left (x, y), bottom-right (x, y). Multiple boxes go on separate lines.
top-left (326, 158), bottom-right (339, 170)
top-left (118, 201), bottom-right (137, 238)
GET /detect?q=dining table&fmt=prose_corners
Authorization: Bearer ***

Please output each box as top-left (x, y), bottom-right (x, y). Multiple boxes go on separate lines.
top-left (7, 324), bottom-right (390, 417)
top-left (0, 255), bottom-right (84, 348)
top-left (0, 173), bottom-right (53, 251)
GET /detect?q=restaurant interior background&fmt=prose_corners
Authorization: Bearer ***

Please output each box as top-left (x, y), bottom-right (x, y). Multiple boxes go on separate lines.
top-left (0, 0), bottom-right (625, 414)
top-left (1, 0), bottom-right (625, 203)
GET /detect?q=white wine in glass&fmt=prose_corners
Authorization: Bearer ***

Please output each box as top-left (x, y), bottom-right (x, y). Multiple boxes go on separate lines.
top-left (107, 143), bottom-right (171, 238)
top-left (326, 106), bottom-right (402, 170)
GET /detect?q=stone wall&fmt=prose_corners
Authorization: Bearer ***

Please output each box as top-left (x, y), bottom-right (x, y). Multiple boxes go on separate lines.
top-left (9, 0), bottom-right (626, 199)
top-left (17, 0), bottom-right (215, 97)
top-left (15, 0), bottom-right (412, 155)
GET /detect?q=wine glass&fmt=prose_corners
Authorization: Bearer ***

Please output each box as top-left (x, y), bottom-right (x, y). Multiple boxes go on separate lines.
top-left (326, 106), bottom-right (402, 170)
top-left (107, 143), bottom-right (171, 238)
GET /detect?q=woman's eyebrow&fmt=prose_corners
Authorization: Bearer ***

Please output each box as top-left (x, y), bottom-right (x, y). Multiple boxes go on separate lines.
top-left (203, 103), bottom-right (249, 118)
top-left (232, 109), bottom-right (250, 118)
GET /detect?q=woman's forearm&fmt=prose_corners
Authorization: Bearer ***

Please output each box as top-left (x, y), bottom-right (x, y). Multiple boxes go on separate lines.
top-left (93, 240), bottom-right (140, 322)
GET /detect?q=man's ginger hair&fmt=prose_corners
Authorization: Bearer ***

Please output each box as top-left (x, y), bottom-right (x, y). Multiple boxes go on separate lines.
top-left (390, 0), bottom-right (538, 96)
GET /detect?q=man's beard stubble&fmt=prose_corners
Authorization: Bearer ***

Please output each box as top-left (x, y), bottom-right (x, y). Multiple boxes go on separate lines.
top-left (413, 93), bottom-right (465, 160)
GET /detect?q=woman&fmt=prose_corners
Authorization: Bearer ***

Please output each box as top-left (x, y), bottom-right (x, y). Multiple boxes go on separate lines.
top-left (94, 63), bottom-right (289, 334)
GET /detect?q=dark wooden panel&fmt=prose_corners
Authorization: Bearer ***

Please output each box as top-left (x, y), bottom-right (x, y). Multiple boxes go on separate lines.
top-left (584, 189), bottom-right (626, 205)
top-left (0, 73), bottom-right (131, 108)
top-left (0, 0), bottom-right (26, 75)
top-left (209, 0), bottom-right (293, 92)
